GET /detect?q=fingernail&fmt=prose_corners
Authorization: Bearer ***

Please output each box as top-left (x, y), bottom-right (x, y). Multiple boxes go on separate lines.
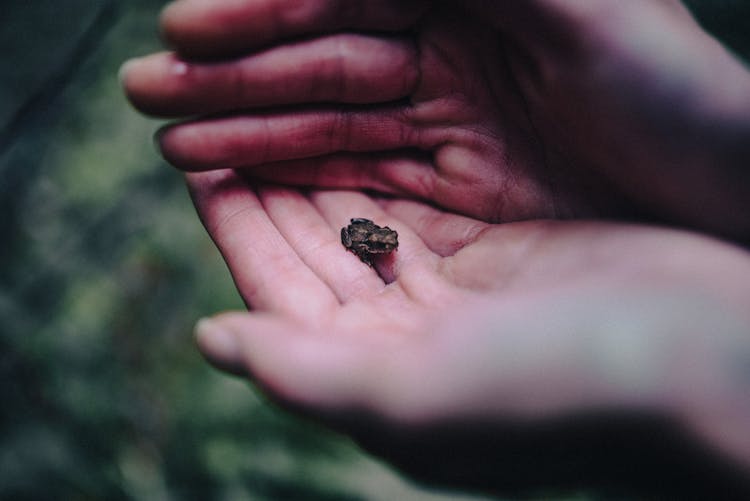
top-left (194, 317), bottom-right (241, 367)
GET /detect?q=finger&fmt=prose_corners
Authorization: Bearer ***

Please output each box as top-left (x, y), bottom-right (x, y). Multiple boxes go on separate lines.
top-left (248, 151), bottom-right (438, 199)
top-left (256, 185), bottom-right (387, 301)
top-left (380, 198), bottom-right (490, 257)
top-left (186, 170), bottom-right (338, 320)
top-left (158, 106), bottom-right (439, 171)
top-left (194, 311), bottom-right (422, 420)
top-left (121, 35), bottom-right (418, 117)
top-left (161, 0), bottom-right (429, 59)
top-left (196, 300), bottom-right (606, 426)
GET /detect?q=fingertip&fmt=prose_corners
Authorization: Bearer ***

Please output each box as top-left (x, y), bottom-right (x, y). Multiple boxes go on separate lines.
top-left (194, 315), bottom-right (247, 375)
top-left (159, 0), bottom-right (250, 59)
top-left (119, 56), bottom-right (150, 104)
top-left (118, 58), bottom-right (137, 88)
top-left (152, 124), bottom-right (176, 168)
top-left (154, 122), bottom-right (213, 171)
top-left (121, 52), bottom-right (193, 117)
top-left (158, 0), bottom-right (193, 50)
top-left (153, 123), bottom-right (174, 161)
top-left (195, 316), bottom-right (235, 357)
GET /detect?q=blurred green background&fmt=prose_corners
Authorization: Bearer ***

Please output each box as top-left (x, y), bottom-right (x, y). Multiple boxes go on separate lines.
top-left (1, 1), bottom-right (748, 500)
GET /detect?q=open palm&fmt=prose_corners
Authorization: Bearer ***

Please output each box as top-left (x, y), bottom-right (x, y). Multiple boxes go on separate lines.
top-left (188, 169), bottom-right (750, 494)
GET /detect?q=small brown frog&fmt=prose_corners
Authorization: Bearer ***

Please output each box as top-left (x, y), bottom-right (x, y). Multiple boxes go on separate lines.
top-left (341, 218), bottom-right (398, 265)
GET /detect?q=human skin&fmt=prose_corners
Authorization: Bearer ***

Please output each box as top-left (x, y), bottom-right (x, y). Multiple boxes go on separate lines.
top-left (186, 168), bottom-right (750, 495)
top-left (122, 0), bottom-right (750, 239)
top-left (120, 0), bottom-right (750, 495)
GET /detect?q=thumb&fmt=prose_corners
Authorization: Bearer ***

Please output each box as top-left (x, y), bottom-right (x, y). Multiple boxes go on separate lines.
top-left (193, 312), bottom-right (408, 416)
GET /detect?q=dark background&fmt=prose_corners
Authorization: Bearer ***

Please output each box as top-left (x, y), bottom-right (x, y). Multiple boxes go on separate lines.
top-left (1, 1), bottom-right (748, 499)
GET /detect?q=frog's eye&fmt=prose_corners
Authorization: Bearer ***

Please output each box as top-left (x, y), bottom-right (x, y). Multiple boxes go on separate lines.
top-left (341, 227), bottom-right (352, 247)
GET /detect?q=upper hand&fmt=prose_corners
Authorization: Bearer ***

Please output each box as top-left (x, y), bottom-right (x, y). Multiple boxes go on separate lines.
top-left (122, 0), bottom-right (750, 238)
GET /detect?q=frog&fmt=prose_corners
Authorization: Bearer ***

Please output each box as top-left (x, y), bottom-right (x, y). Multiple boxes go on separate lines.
top-left (340, 218), bottom-right (399, 266)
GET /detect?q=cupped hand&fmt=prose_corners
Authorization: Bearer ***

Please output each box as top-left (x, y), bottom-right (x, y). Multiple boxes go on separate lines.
top-left (187, 169), bottom-right (750, 494)
top-left (123, 0), bottom-right (750, 237)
